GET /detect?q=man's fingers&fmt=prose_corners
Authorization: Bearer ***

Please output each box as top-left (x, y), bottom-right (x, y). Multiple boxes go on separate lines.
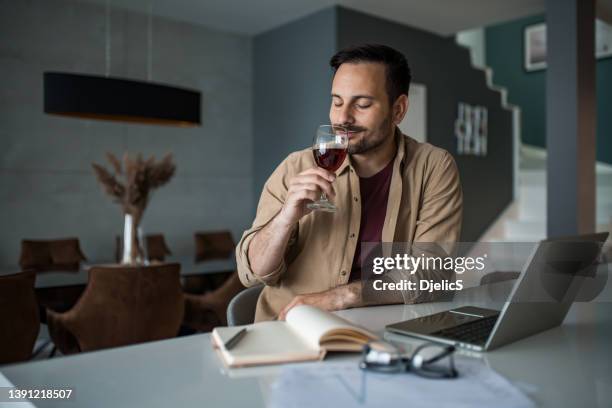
top-left (289, 175), bottom-right (336, 197)
top-left (292, 173), bottom-right (335, 186)
top-left (299, 167), bottom-right (336, 182)
top-left (290, 189), bottom-right (321, 204)
top-left (279, 297), bottom-right (304, 320)
top-left (293, 182), bottom-right (335, 199)
top-left (279, 303), bottom-right (294, 321)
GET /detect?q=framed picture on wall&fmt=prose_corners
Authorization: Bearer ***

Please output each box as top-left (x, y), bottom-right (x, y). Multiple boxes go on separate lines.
top-left (524, 19), bottom-right (612, 72)
top-left (524, 23), bottom-right (547, 72)
top-left (596, 19), bottom-right (612, 59)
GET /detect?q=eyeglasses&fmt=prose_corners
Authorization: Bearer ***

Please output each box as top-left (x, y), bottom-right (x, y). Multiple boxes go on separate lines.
top-left (359, 341), bottom-right (458, 379)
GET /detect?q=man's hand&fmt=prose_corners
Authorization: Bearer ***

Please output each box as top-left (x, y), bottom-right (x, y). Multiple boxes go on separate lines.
top-left (276, 168), bottom-right (336, 228)
top-left (246, 167), bottom-right (336, 278)
top-left (278, 282), bottom-right (362, 320)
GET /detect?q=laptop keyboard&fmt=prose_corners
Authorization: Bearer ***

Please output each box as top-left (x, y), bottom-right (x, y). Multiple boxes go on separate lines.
top-left (433, 315), bottom-right (499, 345)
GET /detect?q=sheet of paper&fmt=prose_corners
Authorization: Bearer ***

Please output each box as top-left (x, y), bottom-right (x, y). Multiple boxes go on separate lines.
top-left (269, 358), bottom-right (535, 408)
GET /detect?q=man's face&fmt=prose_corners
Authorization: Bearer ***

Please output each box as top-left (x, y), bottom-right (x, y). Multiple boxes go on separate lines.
top-left (329, 62), bottom-right (395, 155)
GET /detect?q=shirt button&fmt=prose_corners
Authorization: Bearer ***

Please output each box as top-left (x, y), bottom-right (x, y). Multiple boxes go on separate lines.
top-left (354, 197), bottom-right (358, 202)
top-left (350, 233), bottom-right (355, 238)
top-left (341, 270), bottom-right (347, 276)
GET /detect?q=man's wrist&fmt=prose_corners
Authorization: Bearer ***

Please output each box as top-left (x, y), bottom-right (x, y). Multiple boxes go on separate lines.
top-left (337, 282), bottom-right (362, 309)
top-left (273, 208), bottom-right (297, 231)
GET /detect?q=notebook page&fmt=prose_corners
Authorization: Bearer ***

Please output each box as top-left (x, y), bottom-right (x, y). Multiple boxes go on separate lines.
top-left (213, 321), bottom-right (320, 367)
top-left (286, 305), bottom-right (374, 348)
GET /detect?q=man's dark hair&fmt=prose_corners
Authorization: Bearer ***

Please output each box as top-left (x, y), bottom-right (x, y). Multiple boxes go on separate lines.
top-left (330, 44), bottom-right (411, 104)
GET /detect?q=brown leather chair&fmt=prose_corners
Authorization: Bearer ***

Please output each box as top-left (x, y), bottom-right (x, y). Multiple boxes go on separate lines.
top-left (115, 234), bottom-right (172, 263)
top-left (0, 272), bottom-right (40, 364)
top-left (182, 230), bottom-right (242, 332)
top-left (46, 263), bottom-right (184, 355)
top-left (194, 230), bottom-right (235, 262)
top-left (145, 234), bottom-right (172, 261)
top-left (19, 238), bottom-right (87, 272)
top-left (183, 272), bottom-right (245, 332)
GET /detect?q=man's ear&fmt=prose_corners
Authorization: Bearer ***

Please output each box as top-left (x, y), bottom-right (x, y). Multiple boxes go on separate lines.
top-left (392, 94), bottom-right (409, 125)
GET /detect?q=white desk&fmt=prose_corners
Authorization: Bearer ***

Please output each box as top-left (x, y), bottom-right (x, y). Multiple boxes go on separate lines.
top-left (0, 257), bottom-right (236, 289)
top-left (1, 282), bottom-right (611, 408)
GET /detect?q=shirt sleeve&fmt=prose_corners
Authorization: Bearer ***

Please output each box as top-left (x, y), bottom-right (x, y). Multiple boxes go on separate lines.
top-left (413, 150), bottom-right (463, 244)
top-left (386, 150), bottom-right (464, 304)
top-left (236, 154), bottom-right (299, 287)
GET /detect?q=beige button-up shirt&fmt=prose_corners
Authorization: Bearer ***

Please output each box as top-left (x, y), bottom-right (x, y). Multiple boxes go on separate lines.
top-left (237, 129), bottom-right (463, 322)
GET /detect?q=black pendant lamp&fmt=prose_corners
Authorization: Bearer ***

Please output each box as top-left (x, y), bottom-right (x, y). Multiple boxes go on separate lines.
top-left (44, 2), bottom-right (201, 127)
top-left (44, 72), bottom-right (201, 126)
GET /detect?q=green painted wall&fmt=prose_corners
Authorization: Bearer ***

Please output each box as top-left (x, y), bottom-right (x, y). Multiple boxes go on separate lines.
top-left (485, 14), bottom-right (612, 164)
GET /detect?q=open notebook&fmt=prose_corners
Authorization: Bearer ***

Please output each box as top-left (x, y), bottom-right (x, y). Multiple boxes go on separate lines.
top-left (211, 305), bottom-right (378, 368)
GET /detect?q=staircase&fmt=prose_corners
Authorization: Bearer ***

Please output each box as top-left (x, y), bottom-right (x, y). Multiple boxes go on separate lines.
top-left (479, 145), bottom-right (612, 242)
top-left (454, 31), bottom-right (612, 243)
top-left (454, 32), bottom-right (611, 292)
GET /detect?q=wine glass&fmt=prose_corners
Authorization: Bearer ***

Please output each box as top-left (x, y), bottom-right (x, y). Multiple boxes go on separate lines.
top-left (306, 125), bottom-right (349, 212)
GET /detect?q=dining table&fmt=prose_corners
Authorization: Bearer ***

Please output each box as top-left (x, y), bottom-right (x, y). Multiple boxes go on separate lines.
top-left (0, 256), bottom-right (236, 289)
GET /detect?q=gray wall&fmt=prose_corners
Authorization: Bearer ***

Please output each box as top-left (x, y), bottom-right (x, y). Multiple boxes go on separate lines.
top-left (252, 7), bottom-right (337, 202)
top-left (0, 0), bottom-right (253, 264)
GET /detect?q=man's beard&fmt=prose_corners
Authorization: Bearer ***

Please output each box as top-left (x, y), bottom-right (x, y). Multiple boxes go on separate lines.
top-left (346, 116), bottom-right (394, 155)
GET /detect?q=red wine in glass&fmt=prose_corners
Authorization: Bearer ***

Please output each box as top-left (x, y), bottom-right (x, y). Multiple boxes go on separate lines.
top-left (307, 125), bottom-right (348, 212)
top-left (313, 147), bottom-right (347, 172)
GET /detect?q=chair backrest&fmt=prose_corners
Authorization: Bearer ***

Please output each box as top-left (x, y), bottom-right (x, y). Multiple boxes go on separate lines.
top-left (194, 231), bottom-right (234, 262)
top-left (19, 238), bottom-right (87, 271)
top-left (0, 272), bottom-right (40, 364)
top-left (114, 234), bottom-right (172, 263)
top-left (145, 234), bottom-right (172, 261)
top-left (52, 263), bottom-right (184, 352)
top-left (227, 285), bottom-right (263, 326)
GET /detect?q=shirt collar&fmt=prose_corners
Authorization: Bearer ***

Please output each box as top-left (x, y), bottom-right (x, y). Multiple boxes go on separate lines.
top-left (336, 126), bottom-right (406, 176)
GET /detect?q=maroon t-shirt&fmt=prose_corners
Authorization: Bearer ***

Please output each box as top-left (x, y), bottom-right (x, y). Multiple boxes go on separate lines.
top-left (350, 159), bottom-right (394, 281)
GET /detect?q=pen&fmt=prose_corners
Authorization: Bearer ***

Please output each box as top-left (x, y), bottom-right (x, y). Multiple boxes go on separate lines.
top-left (224, 328), bottom-right (248, 350)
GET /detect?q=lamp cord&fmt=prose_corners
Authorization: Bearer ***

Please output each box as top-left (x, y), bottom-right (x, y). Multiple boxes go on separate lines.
top-left (148, 1), bottom-right (153, 81)
top-left (104, 0), bottom-right (152, 80)
top-left (105, 0), bottom-right (110, 77)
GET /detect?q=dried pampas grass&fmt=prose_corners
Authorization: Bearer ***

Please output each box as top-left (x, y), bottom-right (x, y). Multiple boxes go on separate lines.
top-left (92, 152), bottom-right (176, 222)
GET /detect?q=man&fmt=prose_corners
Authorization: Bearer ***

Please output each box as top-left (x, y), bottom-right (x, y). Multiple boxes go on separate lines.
top-left (237, 44), bottom-right (463, 322)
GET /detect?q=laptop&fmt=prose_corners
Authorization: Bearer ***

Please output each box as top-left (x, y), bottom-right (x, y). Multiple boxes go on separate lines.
top-left (385, 232), bottom-right (609, 352)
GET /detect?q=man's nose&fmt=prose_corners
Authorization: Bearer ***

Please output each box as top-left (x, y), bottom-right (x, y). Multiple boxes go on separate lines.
top-left (336, 105), bottom-right (355, 126)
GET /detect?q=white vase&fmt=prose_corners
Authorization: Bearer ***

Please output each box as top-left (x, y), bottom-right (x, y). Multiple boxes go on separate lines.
top-left (121, 213), bottom-right (148, 264)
